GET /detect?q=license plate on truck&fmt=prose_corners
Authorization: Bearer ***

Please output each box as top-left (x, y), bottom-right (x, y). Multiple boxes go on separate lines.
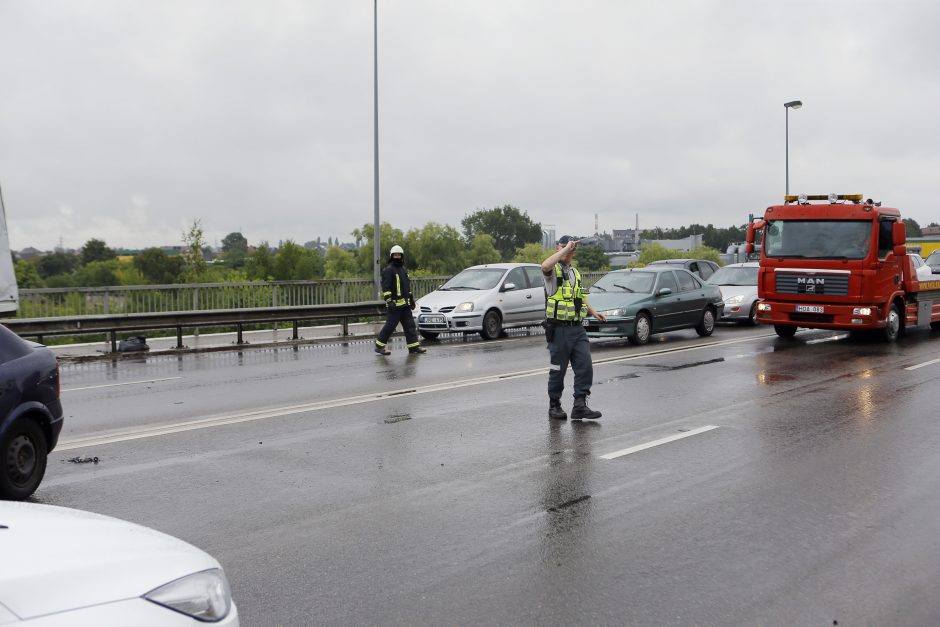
top-left (795, 305), bottom-right (824, 313)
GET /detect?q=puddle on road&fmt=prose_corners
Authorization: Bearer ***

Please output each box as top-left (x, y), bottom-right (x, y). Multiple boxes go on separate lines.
top-left (546, 494), bottom-right (591, 513)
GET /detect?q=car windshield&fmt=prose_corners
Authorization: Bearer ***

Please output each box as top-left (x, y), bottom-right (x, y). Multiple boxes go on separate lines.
top-left (764, 220), bottom-right (873, 259)
top-left (438, 268), bottom-right (506, 290)
top-left (591, 271), bottom-right (655, 293)
top-left (926, 252), bottom-right (940, 265)
top-left (707, 266), bottom-right (758, 286)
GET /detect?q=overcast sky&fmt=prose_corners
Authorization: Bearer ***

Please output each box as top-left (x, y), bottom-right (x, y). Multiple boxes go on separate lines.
top-left (1, 0), bottom-right (938, 252)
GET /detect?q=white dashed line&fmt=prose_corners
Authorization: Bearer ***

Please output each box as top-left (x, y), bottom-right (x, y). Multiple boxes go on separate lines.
top-left (600, 425), bottom-right (720, 460)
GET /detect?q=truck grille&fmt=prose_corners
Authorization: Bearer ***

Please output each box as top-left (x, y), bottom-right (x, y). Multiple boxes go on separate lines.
top-left (775, 273), bottom-right (849, 296)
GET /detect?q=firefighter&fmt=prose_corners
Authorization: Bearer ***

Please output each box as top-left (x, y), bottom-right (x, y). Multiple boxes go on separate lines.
top-left (541, 236), bottom-right (606, 419)
top-left (375, 245), bottom-right (426, 355)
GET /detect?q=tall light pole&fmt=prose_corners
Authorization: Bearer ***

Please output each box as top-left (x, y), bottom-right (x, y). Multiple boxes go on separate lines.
top-left (372, 0), bottom-right (381, 298)
top-left (784, 100), bottom-right (802, 196)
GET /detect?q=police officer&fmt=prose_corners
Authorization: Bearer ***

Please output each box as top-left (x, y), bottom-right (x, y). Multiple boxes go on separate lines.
top-left (541, 236), bottom-right (606, 419)
top-left (375, 245), bottom-right (427, 355)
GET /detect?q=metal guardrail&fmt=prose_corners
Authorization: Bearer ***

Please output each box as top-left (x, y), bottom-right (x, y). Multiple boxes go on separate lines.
top-left (3, 302), bottom-right (387, 352)
top-left (4, 271), bottom-right (607, 354)
top-left (16, 273), bottom-right (605, 319)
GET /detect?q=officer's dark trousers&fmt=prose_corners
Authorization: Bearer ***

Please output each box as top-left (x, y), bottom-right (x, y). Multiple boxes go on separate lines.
top-left (376, 306), bottom-right (420, 347)
top-left (547, 324), bottom-right (593, 400)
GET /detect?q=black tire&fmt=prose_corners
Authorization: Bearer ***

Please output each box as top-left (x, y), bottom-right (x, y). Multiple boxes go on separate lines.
top-left (480, 310), bottom-right (502, 340)
top-left (774, 324), bottom-right (797, 338)
top-left (883, 303), bottom-right (901, 343)
top-left (419, 331), bottom-right (439, 341)
top-left (628, 312), bottom-right (651, 345)
top-left (0, 418), bottom-right (48, 501)
top-left (746, 303), bottom-right (758, 326)
top-left (695, 307), bottom-right (716, 337)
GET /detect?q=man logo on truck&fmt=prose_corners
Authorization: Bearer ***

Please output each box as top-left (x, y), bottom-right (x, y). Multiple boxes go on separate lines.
top-left (797, 276), bottom-right (825, 294)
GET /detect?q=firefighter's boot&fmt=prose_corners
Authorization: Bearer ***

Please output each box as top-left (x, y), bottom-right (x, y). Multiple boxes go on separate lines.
top-left (548, 398), bottom-right (567, 420)
top-left (374, 343), bottom-right (391, 356)
top-left (571, 396), bottom-right (601, 420)
top-left (408, 346), bottom-right (427, 354)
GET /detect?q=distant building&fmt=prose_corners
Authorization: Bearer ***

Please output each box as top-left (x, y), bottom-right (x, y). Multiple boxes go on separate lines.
top-left (921, 226), bottom-right (940, 236)
top-left (17, 247), bottom-right (44, 260)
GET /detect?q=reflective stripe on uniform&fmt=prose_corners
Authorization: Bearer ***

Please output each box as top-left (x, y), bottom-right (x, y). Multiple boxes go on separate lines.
top-left (545, 264), bottom-right (587, 321)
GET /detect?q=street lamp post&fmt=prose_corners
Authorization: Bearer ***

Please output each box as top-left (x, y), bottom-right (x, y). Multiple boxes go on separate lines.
top-left (784, 100), bottom-right (802, 196)
top-left (372, 0), bottom-right (381, 298)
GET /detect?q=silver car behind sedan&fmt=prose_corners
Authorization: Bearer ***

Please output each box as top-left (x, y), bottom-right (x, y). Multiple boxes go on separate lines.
top-left (707, 262), bottom-right (760, 325)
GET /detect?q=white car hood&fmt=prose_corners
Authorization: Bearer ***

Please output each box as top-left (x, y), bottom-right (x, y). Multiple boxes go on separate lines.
top-left (0, 502), bottom-right (219, 620)
top-left (717, 285), bottom-right (757, 300)
top-left (418, 288), bottom-right (489, 309)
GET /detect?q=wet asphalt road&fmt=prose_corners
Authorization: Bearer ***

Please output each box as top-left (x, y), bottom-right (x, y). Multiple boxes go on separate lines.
top-left (34, 324), bottom-right (940, 626)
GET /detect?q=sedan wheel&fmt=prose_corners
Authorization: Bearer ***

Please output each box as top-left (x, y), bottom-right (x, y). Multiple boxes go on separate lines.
top-left (480, 310), bottom-right (502, 340)
top-left (695, 307), bottom-right (716, 336)
top-left (628, 312), bottom-right (651, 345)
top-left (1, 419), bottom-right (48, 500)
top-left (746, 303), bottom-right (758, 326)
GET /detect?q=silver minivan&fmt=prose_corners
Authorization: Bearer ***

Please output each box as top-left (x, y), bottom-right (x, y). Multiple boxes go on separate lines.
top-left (415, 263), bottom-right (546, 340)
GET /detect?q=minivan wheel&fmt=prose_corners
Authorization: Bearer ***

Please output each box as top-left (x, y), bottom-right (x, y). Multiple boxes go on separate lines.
top-left (480, 310), bottom-right (502, 340)
top-left (0, 418), bottom-right (48, 500)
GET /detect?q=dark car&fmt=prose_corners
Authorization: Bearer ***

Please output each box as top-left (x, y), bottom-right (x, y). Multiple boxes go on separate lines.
top-left (925, 251), bottom-right (940, 274)
top-left (0, 325), bottom-right (63, 500)
top-left (646, 258), bottom-right (720, 281)
top-left (583, 267), bottom-right (724, 345)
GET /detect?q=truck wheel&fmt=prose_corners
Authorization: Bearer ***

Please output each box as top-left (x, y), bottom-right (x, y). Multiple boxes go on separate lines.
top-left (695, 307), bottom-right (716, 336)
top-left (774, 325), bottom-right (797, 338)
top-left (883, 303), bottom-right (901, 342)
top-left (419, 331), bottom-right (439, 340)
top-left (0, 418), bottom-right (48, 501)
top-left (480, 310), bottom-right (502, 340)
top-left (628, 312), bottom-right (651, 345)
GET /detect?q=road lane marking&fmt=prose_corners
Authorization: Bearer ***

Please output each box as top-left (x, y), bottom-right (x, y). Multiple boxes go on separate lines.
top-left (62, 377), bottom-right (182, 393)
top-left (599, 425), bottom-right (720, 460)
top-left (58, 334), bottom-right (771, 450)
top-left (905, 357), bottom-right (940, 371)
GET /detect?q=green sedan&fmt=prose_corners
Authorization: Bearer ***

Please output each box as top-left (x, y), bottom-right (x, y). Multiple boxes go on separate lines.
top-left (582, 266), bottom-right (725, 345)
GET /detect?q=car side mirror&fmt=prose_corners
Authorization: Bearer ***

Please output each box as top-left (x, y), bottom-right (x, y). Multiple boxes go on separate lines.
top-left (657, 287), bottom-right (672, 297)
top-left (502, 282), bottom-right (517, 292)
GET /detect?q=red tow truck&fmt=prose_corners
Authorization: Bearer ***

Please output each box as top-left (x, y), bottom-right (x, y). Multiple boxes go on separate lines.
top-left (745, 193), bottom-right (940, 341)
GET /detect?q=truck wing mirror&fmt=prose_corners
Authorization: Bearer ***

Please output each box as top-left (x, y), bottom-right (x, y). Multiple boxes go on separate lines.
top-left (893, 221), bottom-right (906, 246)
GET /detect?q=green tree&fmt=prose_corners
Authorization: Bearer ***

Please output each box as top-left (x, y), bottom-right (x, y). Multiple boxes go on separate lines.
top-left (687, 245), bottom-right (723, 265)
top-left (271, 240), bottom-right (323, 280)
top-left (80, 238), bottom-right (116, 265)
top-left (221, 231), bottom-right (249, 268)
top-left (74, 260), bottom-right (120, 287)
top-left (466, 233), bottom-right (502, 266)
top-left (181, 219), bottom-right (208, 281)
top-left (14, 260), bottom-right (44, 288)
top-left (37, 251), bottom-right (79, 278)
top-left (461, 205), bottom-right (542, 261)
top-left (246, 242), bottom-right (275, 280)
top-left (134, 247), bottom-right (185, 284)
top-left (904, 218), bottom-right (922, 238)
top-left (638, 242), bottom-right (682, 264)
top-left (351, 222), bottom-right (405, 276)
top-left (512, 242), bottom-right (551, 264)
top-left (574, 245), bottom-right (610, 271)
top-left (403, 223), bottom-right (467, 274)
top-left (324, 246), bottom-right (359, 278)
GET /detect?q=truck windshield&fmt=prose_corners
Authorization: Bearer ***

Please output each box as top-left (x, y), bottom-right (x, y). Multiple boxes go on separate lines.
top-left (764, 220), bottom-right (873, 260)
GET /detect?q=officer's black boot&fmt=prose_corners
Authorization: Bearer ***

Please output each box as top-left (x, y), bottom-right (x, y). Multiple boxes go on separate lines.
top-left (548, 398), bottom-right (567, 420)
top-left (571, 395), bottom-right (601, 420)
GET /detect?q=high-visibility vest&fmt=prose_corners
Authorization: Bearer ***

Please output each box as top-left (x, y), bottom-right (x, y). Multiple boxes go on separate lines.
top-left (545, 264), bottom-right (586, 321)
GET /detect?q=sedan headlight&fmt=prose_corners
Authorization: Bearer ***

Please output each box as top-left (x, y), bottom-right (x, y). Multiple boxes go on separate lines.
top-left (598, 308), bottom-right (627, 317)
top-left (145, 568), bottom-right (232, 622)
top-left (455, 301), bottom-right (475, 312)
top-left (724, 294), bottom-right (745, 305)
